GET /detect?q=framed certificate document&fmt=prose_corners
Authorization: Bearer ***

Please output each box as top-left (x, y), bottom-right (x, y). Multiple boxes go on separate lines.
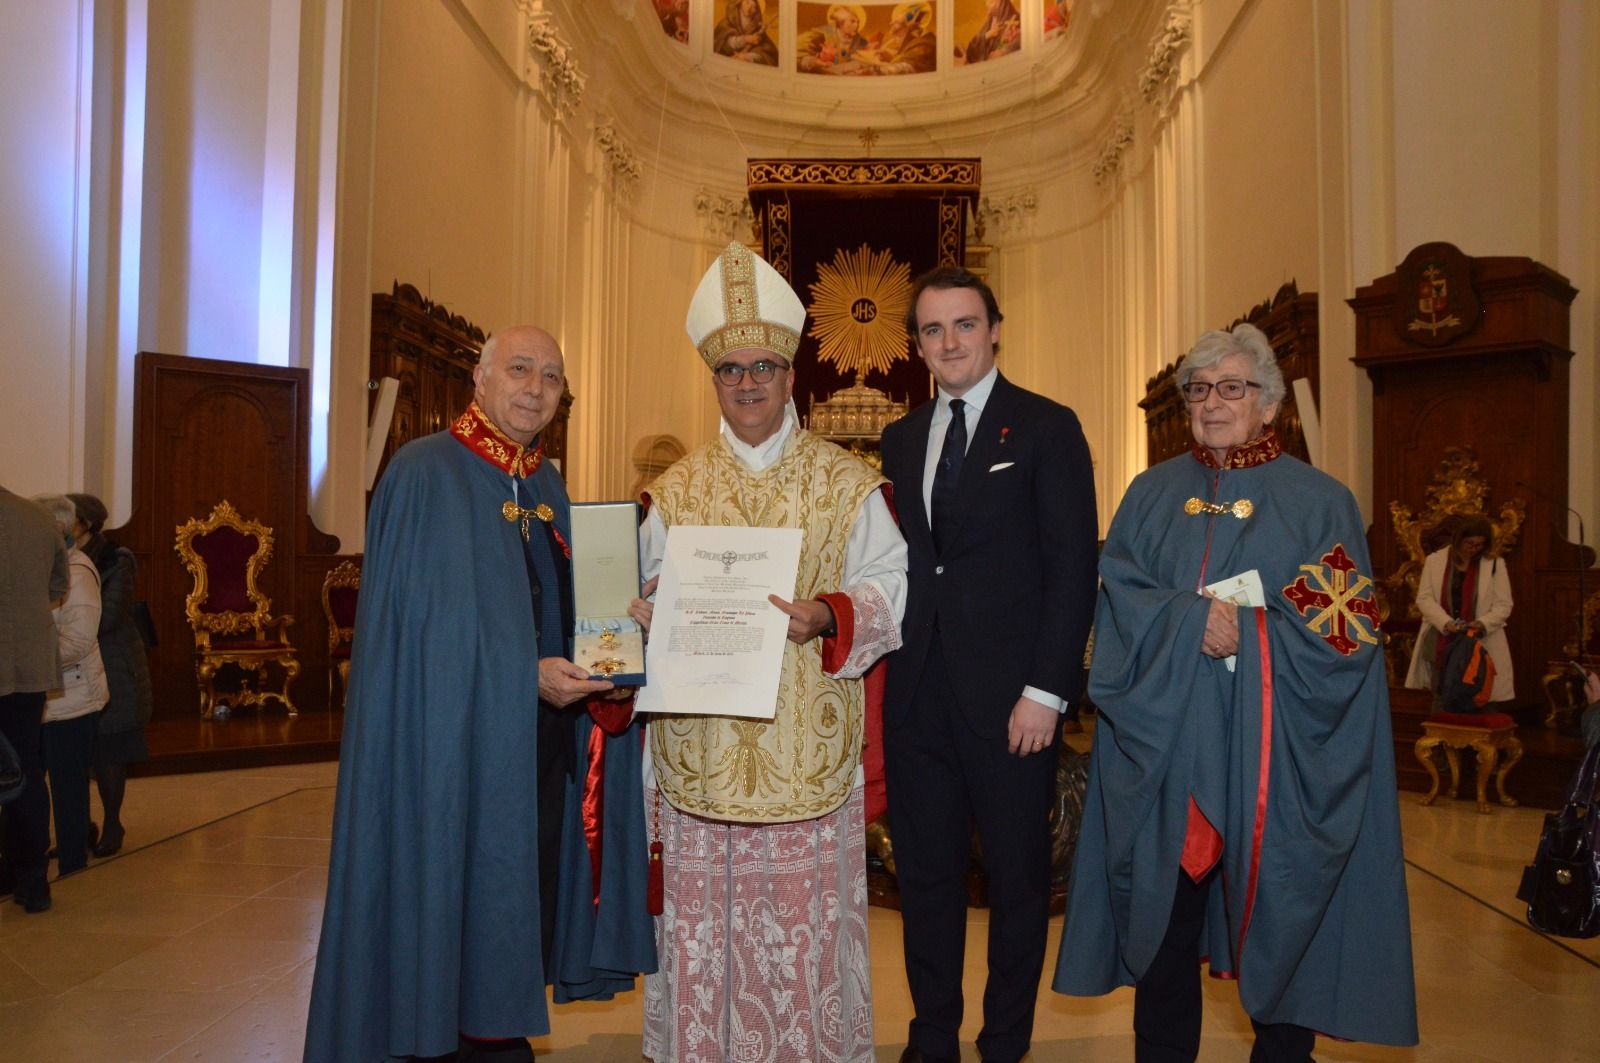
top-left (634, 524), bottom-right (804, 719)
top-left (570, 501), bottom-right (646, 685)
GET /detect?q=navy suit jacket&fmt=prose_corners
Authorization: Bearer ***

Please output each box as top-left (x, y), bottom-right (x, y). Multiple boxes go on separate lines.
top-left (880, 372), bottom-right (1099, 736)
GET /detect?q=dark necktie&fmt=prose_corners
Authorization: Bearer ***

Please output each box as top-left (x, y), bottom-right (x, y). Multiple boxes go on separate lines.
top-left (931, 398), bottom-right (966, 553)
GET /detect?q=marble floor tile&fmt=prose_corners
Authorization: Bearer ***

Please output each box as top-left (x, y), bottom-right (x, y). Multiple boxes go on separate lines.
top-left (4, 764), bottom-right (1597, 1061)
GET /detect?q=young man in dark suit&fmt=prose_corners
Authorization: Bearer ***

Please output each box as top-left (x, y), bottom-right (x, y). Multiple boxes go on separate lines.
top-left (880, 268), bottom-right (1099, 1063)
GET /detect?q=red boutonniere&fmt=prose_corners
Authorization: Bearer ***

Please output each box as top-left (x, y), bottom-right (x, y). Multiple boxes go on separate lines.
top-left (1000, 426), bottom-right (1011, 444)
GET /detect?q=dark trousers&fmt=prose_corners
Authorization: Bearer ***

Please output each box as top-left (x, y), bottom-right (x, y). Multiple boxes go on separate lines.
top-left (1134, 869), bottom-right (1316, 1063)
top-left (885, 649), bottom-right (1057, 1063)
top-left (535, 700), bottom-right (574, 974)
top-left (0, 691), bottom-right (51, 896)
top-left (41, 712), bottom-right (98, 875)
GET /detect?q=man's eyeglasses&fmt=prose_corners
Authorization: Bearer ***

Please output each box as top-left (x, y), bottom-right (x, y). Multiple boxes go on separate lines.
top-left (1182, 379), bottom-right (1261, 403)
top-left (714, 360), bottom-right (788, 387)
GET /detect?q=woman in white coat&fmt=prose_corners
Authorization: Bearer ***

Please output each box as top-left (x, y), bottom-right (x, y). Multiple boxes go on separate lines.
top-left (33, 494), bottom-right (110, 877)
top-left (1404, 515), bottom-right (1514, 705)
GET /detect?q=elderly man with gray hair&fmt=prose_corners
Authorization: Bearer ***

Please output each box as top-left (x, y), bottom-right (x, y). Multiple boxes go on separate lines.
top-left (1053, 323), bottom-right (1418, 1060)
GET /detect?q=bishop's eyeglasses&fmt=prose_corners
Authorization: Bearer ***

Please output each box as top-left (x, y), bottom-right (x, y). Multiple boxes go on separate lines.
top-left (714, 359), bottom-right (789, 386)
top-left (1181, 378), bottom-right (1261, 403)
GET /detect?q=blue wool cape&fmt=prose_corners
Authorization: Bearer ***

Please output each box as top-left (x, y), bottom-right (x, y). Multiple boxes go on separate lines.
top-left (1053, 446), bottom-right (1418, 1046)
top-left (548, 709), bottom-right (657, 1003)
top-left (304, 430), bottom-right (651, 1062)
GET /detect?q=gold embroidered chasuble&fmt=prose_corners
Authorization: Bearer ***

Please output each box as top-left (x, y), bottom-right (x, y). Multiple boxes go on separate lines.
top-left (647, 428), bottom-right (884, 823)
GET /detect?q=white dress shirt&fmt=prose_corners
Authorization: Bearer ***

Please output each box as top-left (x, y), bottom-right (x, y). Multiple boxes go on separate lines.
top-left (919, 366), bottom-right (1067, 715)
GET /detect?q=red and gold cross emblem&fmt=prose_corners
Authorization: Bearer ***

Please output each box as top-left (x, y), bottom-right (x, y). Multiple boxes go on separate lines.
top-left (1282, 544), bottom-right (1381, 656)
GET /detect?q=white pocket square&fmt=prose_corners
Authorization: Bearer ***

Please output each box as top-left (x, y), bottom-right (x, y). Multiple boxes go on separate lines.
top-left (988, 461), bottom-right (1015, 472)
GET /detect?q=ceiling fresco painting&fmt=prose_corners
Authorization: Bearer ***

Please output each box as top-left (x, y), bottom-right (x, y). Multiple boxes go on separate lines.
top-left (954, 0), bottom-right (1022, 66)
top-left (1044, 0), bottom-right (1072, 40)
top-left (652, 0), bottom-right (690, 44)
top-left (796, 2), bottom-right (938, 76)
top-left (713, 0), bottom-right (782, 65)
top-left (642, 1), bottom-right (1076, 84)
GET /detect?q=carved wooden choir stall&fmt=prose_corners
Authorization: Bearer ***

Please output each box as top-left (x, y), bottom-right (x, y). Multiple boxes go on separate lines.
top-left (1352, 242), bottom-right (1590, 810)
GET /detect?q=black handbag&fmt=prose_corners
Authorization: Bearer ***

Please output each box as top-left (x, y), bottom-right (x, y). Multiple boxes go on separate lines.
top-left (0, 731), bottom-right (23, 806)
top-left (1517, 742), bottom-right (1600, 938)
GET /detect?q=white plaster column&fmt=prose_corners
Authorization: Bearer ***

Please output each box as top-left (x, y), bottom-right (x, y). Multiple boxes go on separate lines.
top-left (0, 0), bottom-right (98, 496)
top-left (1312, 0), bottom-right (1392, 518)
top-left (323, 0), bottom-right (381, 551)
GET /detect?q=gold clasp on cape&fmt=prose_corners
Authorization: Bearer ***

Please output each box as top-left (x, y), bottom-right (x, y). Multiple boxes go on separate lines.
top-left (1184, 497), bottom-right (1254, 520)
top-left (502, 500), bottom-right (556, 541)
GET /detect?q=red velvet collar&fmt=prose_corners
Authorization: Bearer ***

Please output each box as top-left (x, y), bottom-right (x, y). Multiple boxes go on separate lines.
top-left (1190, 426), bottom-right (1283, 470)
top-left (450, 401), bottom-right (545, 478)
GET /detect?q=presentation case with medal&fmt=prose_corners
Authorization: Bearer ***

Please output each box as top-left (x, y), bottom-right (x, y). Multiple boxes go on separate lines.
top-left (570, 501), bottom-right (646, 685)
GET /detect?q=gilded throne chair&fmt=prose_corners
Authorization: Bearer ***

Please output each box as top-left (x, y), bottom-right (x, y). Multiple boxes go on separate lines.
top-left (174, 500), bottom-right (300, 718)
top-left (321, 559), bottom-right (361, 709)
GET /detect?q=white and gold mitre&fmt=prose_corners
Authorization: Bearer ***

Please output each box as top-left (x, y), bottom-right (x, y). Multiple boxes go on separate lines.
top-left (685, 241), bottom-right (806, 368)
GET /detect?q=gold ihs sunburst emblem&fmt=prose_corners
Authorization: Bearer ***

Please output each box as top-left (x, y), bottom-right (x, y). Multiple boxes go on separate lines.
top-left (806, 243), bottom-right (913, 379)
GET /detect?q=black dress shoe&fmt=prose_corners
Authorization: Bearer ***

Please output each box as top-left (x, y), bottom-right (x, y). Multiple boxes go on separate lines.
top-left (14, 882), bottom-right (51, 914)
top-left (93, 823), bottom-right (124, 858)
top-left (899, 1048), bottom-right (958, 1063)
top-left (457, 1036), bottom-right (534, 1061)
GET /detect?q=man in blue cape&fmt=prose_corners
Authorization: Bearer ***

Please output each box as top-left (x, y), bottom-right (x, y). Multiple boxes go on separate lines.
top-left (1054, 324), bottom-right (1417, 1061)
top-left (305, 326), bottom-right (654, 1062)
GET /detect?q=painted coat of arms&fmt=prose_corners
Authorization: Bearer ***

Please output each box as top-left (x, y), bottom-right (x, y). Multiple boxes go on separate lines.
top-left (1391, 241), bottom-right (1480, 347)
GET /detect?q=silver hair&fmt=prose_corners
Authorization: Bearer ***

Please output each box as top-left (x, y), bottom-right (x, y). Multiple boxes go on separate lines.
top-left (1174, 322), bottom-right (1286, 407)
top-left (32, 493), bottom-right (77, 531)
top-left (477, 333), bottom-right (498, 369)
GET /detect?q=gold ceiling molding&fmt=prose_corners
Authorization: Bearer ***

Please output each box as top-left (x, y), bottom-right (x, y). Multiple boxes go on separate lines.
top-left (747, 159), bottom-right (980, 192)
top-left (807, 244), bottom-right (913, 380)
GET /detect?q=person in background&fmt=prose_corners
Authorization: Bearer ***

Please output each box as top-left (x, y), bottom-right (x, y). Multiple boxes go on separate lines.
top-left (0, 486), bottom-right (70, 913)
top-left (68, 493), bottom-right (152, 857)
top-left (33, 494), bottom-right (110, 879)
top-left (1578, 668), bottom-right (1600, 748)
top-left (1404, 516), bottom-right (1514, 709)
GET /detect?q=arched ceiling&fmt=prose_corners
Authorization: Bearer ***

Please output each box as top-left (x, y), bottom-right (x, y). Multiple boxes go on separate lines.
top-left (560, 0), bottom-right (1146, 179)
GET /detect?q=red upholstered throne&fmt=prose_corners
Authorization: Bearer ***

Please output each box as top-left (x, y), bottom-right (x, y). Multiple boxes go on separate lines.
top-left (174, 500), bottom-right (300, 718)
top-left (321, 560), bottom-right (360, 709)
